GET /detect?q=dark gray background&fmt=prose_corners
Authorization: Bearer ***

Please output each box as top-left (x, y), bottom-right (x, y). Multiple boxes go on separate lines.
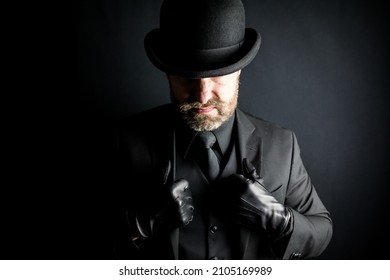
top-left (4, 0), bottom-right (388, 259)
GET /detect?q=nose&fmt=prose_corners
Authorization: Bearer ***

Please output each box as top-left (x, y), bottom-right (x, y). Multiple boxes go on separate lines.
top-left (193, 78), bottom-right (214, 104)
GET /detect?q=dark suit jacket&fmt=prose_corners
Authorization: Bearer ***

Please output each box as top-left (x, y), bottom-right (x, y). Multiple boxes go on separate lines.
top-left (113, 104), bottom-right (332, 259)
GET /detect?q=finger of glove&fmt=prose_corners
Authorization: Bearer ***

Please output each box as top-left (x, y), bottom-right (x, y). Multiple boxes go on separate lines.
top-left (154, 196), bottom-right (194, 230)
top-left (177, 202), bottom-right (194, 226)
top-left (154, 179), bottom-right (189, 221)
top-left (169, 179), bottom-right (194, 226)
top-left (243, 159), bottom-right (267, 187)
top-left (168, 179), bottom-right (191, 200)
top-left (243, 158), bottom-right (260, 180)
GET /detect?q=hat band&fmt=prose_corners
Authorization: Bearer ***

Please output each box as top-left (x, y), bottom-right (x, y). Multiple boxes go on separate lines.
top-left (162, 39), bottom-right (246, 69)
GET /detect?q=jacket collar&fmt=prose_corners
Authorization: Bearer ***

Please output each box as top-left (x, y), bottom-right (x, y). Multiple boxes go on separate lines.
top-left (235, 108), bottom-right (262, 177)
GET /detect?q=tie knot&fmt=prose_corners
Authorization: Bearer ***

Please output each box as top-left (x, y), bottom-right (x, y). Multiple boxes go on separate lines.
top-left (197, 132), bottom-right (217, 149)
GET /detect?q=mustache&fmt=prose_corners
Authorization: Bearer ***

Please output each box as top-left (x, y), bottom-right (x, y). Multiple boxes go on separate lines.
top-left (179, 99), bottom-right (221, 112)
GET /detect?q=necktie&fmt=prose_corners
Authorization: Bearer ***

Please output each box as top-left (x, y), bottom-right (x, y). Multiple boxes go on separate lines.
top-left (197, 132), bottom-right (221, 181)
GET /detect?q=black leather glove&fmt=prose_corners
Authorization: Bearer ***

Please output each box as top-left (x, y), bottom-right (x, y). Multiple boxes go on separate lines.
top-left (132, 161), bottom-right (194, 240)
top-left (229, 159), bottom-right (293, 240)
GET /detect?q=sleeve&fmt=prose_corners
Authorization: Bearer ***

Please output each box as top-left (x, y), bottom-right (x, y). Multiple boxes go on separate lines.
top-left (281, 132), bottom-right (333, 259)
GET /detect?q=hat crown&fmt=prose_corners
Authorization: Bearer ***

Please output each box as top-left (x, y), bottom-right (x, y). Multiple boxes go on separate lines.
top-left (144, 0), bottom-right (260, 78)
top-left (160, 0), bottom-right (245, 50)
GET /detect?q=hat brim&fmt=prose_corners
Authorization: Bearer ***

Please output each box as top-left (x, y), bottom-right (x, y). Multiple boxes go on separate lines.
top-left (144, 28), bottom-right (261, 78)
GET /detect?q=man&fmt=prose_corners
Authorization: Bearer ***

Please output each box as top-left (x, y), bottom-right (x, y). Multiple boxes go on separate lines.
top-left (113, 0), bottom-right (332, 260)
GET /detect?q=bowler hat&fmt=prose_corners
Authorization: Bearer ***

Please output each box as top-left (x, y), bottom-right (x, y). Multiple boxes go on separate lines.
top-left (144, 0), bottom-right (261, 78)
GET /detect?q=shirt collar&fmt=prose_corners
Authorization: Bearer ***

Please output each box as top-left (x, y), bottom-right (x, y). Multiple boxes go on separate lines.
top-left (175, 111), bottom-right (236, 159)
top-left (211, 113), bottom-right (235, 156)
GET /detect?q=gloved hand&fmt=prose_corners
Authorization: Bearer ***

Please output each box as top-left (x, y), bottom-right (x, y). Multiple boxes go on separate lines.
top-left (132, 160), bottom-right (194, 240)
top-left (228, 159), bottom-right (293, 240)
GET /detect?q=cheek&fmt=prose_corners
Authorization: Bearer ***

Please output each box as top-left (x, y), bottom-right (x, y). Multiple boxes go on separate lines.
top-left (171, 85), bottom-right (191, 103)
top-left (215, 83), bottom-right (238, 103)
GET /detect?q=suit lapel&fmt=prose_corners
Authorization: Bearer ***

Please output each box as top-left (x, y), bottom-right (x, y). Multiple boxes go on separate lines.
top-left (236, 109), bottom-right (263, 177)
top-left (235, 109), bottom-right (263, 259)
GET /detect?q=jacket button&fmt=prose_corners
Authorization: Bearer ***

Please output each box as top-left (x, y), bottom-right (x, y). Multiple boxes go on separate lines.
top-left (289, 252), bottom-right (302, 259)
top-left (209, 225), bottom-right (218, 234)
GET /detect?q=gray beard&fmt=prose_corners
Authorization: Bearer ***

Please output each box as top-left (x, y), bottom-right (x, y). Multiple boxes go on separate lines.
top-left (173, 90), bottom-right (238, 132)
top-left (179, 103), bottom-right (235, 132)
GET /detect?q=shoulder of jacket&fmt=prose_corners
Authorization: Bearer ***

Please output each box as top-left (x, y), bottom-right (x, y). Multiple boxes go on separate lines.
top-left (241, 111), bottom-right (295, 143)
top-left (239, 109), bottom-right (293, 137)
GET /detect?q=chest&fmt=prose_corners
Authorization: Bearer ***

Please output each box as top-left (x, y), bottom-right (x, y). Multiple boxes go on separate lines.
top-left (175, 143), bottom-right (240, 259)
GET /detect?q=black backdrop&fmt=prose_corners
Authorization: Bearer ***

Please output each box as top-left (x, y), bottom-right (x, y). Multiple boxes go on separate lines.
top-left (4, 0), bottom-right (389, 260)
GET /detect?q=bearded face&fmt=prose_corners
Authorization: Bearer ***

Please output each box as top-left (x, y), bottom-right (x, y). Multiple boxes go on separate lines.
top-left (168, 71), bottom-right (241, 132)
